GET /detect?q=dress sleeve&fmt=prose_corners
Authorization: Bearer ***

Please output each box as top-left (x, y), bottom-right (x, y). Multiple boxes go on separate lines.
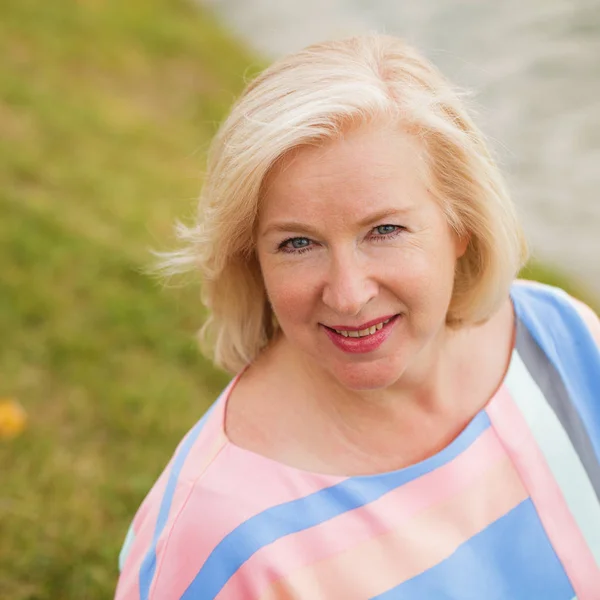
top-left (115, 482), bottom-right (265, 600)
top-left (569, 296), bottom-right (600, 348)
top-left (114, 461), bottom-right (174, 600)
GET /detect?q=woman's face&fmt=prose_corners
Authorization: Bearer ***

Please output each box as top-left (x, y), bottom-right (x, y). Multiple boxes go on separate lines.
top-left (256, 125), bottom-right (467, 391)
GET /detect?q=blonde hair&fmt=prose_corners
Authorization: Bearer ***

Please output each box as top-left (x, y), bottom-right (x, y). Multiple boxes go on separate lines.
top-left (162, 34), bottom-right (528, 373)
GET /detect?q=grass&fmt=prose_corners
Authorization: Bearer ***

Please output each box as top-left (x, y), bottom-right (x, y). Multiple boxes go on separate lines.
top-left (0, 2), bottom-right (595, 598)
top-left (0, 1), bottom-right (260, 597)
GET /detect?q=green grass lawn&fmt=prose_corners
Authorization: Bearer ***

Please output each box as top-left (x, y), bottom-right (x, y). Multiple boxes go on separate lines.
top-left (0, 1), bottom-right (595, 598)
top-left (0, 1), bottom-right (260, 597)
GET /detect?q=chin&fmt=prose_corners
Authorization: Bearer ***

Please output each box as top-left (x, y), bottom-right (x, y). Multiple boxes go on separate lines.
top-left (328, 359), bottom-right (404, 391)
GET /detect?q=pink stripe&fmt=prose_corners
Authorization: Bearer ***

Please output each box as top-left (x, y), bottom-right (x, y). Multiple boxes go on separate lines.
top-left (114, 573), bottom-right (141, 600)
top-left (148, 383), bottom-right (345, 599)
top-left (258, 457), bottom-right (526, 600)
top-left (216, 426), bottom-right (505, 600)
top-left (487, 386), bottom-right (599, 599)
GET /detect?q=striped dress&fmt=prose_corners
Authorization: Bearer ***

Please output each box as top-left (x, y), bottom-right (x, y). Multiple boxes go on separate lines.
top-left (115, 281), bottom-right (600, 600)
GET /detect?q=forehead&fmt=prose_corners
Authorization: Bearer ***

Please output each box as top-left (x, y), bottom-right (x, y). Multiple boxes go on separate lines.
top-left (259, 125), bottom-right (430, 224)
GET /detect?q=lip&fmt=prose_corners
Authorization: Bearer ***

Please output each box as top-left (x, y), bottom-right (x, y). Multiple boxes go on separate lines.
top-left (322, 314), bottom-right (400, 354)
top-left (326, 314), bottom-right (398, 332)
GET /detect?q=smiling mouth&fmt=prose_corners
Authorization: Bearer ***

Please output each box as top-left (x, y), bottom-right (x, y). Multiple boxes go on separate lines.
top-left (325, 316), bottom-right (397, 338)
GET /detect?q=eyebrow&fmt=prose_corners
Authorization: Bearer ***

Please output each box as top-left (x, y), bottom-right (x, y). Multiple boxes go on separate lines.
top-left (261, 207), bottom-right (414, 237)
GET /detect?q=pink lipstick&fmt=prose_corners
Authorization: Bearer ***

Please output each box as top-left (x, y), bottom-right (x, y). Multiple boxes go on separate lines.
top-left (322, 314), bottom-right (400, 354)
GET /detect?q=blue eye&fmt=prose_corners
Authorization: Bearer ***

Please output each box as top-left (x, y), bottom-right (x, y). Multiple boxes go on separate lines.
top-left (374, 224), bottom-right (398, 235)
top-left (278, 237), bottom-right (313, 254)
top-left (290, 238), bottom-right (310, 249)
top-left (369, 224), bottom-right (405, 243)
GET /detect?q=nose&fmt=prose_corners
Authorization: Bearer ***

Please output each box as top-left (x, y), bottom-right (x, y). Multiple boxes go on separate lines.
top-left (321, 250), bottom-right (378, 317)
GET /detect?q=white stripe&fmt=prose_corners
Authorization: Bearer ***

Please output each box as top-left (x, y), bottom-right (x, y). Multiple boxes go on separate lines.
top-left (505, 351), bottom-right (600, 566)
top-left (118, 522), bottom-right (136, 572)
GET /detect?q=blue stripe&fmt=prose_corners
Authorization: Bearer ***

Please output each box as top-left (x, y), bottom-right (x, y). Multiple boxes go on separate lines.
top-left (181, 411), bottom-right (491, 599)
top-left (371, 499), bottom-right (575, 600)
top-left (138, 404), bottom-right (216, 600)
top-left (511, 283), bottom-right (600, 462)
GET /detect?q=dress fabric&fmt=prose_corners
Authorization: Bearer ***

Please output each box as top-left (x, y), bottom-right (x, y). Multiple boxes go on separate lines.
top-left (115, 281), bottom-right (600, 600)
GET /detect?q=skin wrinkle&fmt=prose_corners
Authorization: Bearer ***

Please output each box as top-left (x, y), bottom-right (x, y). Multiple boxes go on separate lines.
top-left (262, 207), bottom-right (417, 241)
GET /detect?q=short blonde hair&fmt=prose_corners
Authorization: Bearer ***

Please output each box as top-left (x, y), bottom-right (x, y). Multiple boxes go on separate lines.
top-left (162, 34), bottom-right (528, 373)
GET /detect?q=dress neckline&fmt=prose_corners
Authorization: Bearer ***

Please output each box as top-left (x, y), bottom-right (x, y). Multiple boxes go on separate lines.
top-left (214, 288), bottom-right (522, 481)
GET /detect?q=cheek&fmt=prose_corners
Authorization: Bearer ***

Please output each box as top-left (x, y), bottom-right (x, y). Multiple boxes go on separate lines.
top-left (382, 248), bottom-right (436, 293)
top-left (262, 262), bottom-right (320, 326)
top-left (382, 246), bottom-right (456, 314)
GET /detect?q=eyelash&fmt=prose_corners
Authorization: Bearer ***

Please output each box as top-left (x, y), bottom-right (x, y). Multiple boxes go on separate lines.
top-left (278, 224), bottom-right (405, 255)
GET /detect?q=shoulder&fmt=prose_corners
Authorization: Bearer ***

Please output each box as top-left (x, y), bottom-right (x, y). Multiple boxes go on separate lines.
top-left (511, 279), bottom-right (600, 347)
top-left (115, 388), bottom-right (241, 600)
top-left (510, 280), bottom-right (600, 413)
top-left (115, 377), bottom-right (320, 600)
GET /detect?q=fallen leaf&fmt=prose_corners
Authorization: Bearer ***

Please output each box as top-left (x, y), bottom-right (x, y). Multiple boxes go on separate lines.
top-left (0, 398), bottom-right (27, 439)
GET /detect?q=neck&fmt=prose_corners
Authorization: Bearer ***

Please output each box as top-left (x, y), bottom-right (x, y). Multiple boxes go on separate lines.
top-left (234, 300), bottom-right (513, 476)
top-left (263, 326), bottom-right (470, 468)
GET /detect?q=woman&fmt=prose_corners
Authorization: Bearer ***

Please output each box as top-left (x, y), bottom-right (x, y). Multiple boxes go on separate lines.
top-left (115, 35), bottom-right (600, 599)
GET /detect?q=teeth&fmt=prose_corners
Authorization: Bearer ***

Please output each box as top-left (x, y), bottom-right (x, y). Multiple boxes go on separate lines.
top-left (333, 317), bottom-right (394, 338)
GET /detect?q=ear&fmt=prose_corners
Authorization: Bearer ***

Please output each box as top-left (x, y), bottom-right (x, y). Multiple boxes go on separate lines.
top-left (455, 232), bottom-right (470, 259)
